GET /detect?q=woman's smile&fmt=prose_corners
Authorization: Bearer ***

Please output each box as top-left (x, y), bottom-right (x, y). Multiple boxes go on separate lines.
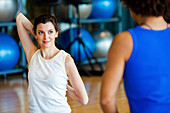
top-left (43, 40), bottom-right (50, 44)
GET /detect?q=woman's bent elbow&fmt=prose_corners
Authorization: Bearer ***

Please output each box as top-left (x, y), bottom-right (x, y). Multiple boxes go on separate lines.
top-left (100, 96), bottom-right (113, 108)
top-left (80, 96), bottom-right (89, 105)
top-left (16, 13), bottom-right (21, 21)
top-left (16, 13), bottom-right (23, 24)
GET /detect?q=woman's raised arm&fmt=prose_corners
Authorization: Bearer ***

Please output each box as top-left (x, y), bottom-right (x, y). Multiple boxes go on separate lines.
top-left (16, 13), bottom-right (37, 64)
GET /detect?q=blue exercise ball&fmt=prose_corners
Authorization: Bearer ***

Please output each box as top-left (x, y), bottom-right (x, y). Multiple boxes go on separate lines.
top-left (58, 28), bottom-right (95, 61)
top-left (0, 33), bottom-right (20, 71)
top-left (90, 0), bottom-right (116, 19)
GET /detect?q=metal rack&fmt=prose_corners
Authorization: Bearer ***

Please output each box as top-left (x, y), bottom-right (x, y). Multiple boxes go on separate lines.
top-left (0, 0), bottom-right (27, 79)
top-left (66, 0), bottom-right (123, 75)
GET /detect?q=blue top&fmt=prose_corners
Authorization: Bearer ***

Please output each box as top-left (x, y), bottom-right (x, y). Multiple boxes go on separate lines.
top-left (124, 26), bottom-right (170, 113)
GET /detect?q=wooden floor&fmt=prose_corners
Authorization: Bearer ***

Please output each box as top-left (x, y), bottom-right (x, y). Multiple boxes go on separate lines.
top-left (0, 74), bottom-right (130, 113)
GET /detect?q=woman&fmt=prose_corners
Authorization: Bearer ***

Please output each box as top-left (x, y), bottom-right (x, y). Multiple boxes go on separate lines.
top-left (100, 0), bottom-right (170, 113)
top-left (16, 13), bottom-right (88, 113)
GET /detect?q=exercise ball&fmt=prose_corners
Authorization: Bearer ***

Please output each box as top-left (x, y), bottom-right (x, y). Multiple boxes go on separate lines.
top-left (90, 0), bottom-right (116, 19)
top-left (72, 4), bottom-right (92, 19)
top-left (58, 28), bottom-right (95, 61)
top-left (0, 0), bottom-right (18, 22)
top-left (54, 4), bottom-right (92, 21)
top-left (92, 29), bottom-right (114, 57)
top-left (0, 33), bottom-right (20, 71)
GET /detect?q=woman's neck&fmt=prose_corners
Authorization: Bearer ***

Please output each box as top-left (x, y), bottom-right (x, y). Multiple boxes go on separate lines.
top-left (40, 46), bottom-right (59, 60)
top-left (138, 16), bottom-right (168, 30)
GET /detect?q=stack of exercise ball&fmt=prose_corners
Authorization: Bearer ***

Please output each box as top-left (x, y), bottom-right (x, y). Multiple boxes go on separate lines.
top-left (0, 0), bottom-right (18, 22)
top-left (58, 28), bottom-right (95, 61)
top-left (54, 0), bottom-right (116, 20)
top-left (92, 29), bottom-right (114, 58)
top-left (90, 0), bottom-right (116, 19)
top-left (54, 3), bottom-right (92, 21)
top-left (0, 33), bottom-right (20, 71)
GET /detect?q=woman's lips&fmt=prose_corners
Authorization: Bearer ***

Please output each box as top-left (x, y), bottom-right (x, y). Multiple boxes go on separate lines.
top-left (43, 41), bottom-right (50, 44)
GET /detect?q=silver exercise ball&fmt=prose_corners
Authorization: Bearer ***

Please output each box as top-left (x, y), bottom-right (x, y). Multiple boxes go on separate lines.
top-left (0, 0), bottom-right (18, 22)
top-left (72, 4), bottom-right (92, 19)
top-left (54, 4), bottom-right (92, 20)
top-left (92, 29), bottom-right (114, 58)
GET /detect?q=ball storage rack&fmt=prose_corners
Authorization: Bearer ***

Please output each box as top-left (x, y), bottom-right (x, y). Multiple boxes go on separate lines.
top-left (0, 0), bottom-right (27, 79)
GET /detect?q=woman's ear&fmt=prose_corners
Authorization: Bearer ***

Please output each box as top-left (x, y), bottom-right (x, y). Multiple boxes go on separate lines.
top-left (34, 35), bottom-right (38, 40)
top-left (35, 36), bottom-right (37, 39)
top-left (55, 31), bottom-right (58, 38)
top-left (33, 28), bottom-right (37, 39)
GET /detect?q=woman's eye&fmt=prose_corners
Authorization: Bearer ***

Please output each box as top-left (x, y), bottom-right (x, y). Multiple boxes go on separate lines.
top-left (38, 31), bottom-right (43, 35)
top-left (49, 31), bottom-right (53, 34)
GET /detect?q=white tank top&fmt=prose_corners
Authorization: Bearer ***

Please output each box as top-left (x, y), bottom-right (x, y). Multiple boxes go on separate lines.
top-left (28, 49), bottom-right (71, 113)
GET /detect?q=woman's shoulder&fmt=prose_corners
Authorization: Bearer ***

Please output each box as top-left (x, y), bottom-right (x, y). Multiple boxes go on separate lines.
top-left (59, 50), bottom-right (71, 57)
top-left (114, 31), bottom-right (132, 43)
top-left (59, 50), bottom-right (72, 64)
top-left (111, 31), bottom-right (133, 61)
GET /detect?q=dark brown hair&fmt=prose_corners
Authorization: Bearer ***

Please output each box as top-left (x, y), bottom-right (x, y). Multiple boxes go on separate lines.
top-left (33, 14), bottom-right (60, 35)
top-left (120, 0), bottom-right (169, 18)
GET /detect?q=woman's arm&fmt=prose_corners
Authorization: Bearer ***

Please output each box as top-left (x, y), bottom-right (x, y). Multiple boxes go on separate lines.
top-left (100, 31), bottom-right (133, 113)
top-left (65, 55), bottom-right (89, 105)
top-left (16, 13), bottom-right (37, 64)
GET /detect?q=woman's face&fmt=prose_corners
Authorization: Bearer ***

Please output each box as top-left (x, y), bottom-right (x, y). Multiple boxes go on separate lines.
top-left (35, 22), bottom-right (58, 49)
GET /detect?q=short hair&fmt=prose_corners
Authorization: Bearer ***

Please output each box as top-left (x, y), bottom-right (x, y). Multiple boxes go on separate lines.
top-left (120, 0), bottom-right (169, 18)
top-left (33, 14), bottom-right (60, 34)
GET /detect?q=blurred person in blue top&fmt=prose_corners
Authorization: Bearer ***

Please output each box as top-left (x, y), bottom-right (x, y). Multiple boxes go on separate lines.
top-left (100, 0), bottom-right (170, 113)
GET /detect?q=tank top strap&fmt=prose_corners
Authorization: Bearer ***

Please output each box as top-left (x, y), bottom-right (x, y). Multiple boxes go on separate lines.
top-left (60, 50), bottom-right (71, 75)
top-left (28, 49), bottom-right (40, 70)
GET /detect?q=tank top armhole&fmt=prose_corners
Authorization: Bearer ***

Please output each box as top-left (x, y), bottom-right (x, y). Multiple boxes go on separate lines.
top-left (62, 51), bottom-right (70, 76)
top-left (28, 49), bottom-right (40, 70)
top-left (126, 29), bottom-right (137, 64)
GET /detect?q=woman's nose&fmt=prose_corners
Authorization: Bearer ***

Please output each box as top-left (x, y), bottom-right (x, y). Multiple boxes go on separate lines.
top-left (44, 32), bottom-right (48, 39)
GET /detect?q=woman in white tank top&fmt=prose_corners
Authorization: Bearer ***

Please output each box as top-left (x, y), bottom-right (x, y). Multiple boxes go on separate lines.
top-left (16, 13), bottom-right (89, 113)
